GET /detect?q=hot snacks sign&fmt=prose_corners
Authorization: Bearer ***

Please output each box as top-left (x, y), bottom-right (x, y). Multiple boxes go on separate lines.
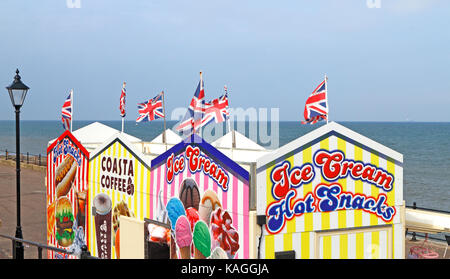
top-left (150, 135), bottom-right (250, 259)
top-left (266, 149), bottom-right (396, 234)
top-left (47, 130), bottom-right (89, 259)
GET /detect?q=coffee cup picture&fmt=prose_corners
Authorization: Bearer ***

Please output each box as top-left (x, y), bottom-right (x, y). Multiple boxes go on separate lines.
top-left (93, 193), bottom-right (112, 259)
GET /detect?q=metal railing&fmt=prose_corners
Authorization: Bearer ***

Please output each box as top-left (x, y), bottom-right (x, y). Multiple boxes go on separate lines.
top-left (0, 149), bottom-right (46, 166)
top-left (405, 202), bottom-right (450, 244)
top-left (0, 233), bottom-right (96, 259)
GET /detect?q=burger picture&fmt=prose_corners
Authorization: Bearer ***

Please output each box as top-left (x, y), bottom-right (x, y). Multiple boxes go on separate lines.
top-left (55, 197), bottom-right (75, 247)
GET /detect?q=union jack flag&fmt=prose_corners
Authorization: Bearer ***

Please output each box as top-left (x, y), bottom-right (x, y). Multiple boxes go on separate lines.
top-left (301, 78), bottom-right (328, 124)
top-left (201, 93), bottom-right (230, 126)
top-left (61, 90), bottom-right (72, 130)
top-left (136, 92), bottom-right (165, 122)
top-left (175, 77), bottom-right (205, 133)
top-left (119, 82), bottom-right (126, 117)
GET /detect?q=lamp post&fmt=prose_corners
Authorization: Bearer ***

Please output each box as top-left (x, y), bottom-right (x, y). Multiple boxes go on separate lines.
top-left (5, 69), bottom-right (29, 259)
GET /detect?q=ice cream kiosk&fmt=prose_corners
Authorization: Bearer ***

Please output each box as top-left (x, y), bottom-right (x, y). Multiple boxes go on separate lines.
top-left (148, 133), bottom-right (251, 259)
top-left (256, 122), bottom-right (405, 259)
top-left (46, 130), bottom-right (90, 259)
top-left (87, 133), bottom-right (152, 259)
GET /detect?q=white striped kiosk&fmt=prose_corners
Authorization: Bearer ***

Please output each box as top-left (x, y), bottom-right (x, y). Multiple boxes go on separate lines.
top-left (256, 121), bottom-right (405, 259)
top-left (87, 132), bottom-right (152, 259)
top-left (149, 134), bottom-right (251, 259)
top-left (46, 130), bottom-right (90, 259)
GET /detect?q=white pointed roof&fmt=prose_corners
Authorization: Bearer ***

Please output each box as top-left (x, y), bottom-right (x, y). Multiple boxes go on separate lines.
top-left (212, 130), bottom-right (266, 151)
top-left (256, 121), bottom-right (403, 169)
top-left (141, 129), bottom-right (182, 158)
top-left (48, 122), bottom-right (142, 152)
top-left (211, 130), bottom-right (271, 165)
top-left (149, 129), bottom-right (182, 145)
top-left (90, 131), bottom-right (150, 166)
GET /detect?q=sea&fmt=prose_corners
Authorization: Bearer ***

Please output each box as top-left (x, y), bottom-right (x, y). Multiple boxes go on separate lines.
top-left (0, 120), bottom-right (449, 212)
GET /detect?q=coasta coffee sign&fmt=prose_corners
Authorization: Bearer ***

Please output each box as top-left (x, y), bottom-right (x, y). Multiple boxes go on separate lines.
top-left (166, 145), bottom-right (230, 191)
top-left (266, 149), bottom-right (396, 234)
top-left (100, 155), bottom-right (135, 196)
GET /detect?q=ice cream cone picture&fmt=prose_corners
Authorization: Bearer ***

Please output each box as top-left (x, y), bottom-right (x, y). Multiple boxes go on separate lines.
top-left (185, 207), bottom-right (200, 257)
top-left (209, 247), bottom-right (228, 259)
top-left (175, 216), bottom-right (192, 259)
top-left (170, 232), bottom-right (178, 259)
top-left (193, 220), bottom-right (211, 259)
top-left (166, 197), bottom-right (186, 230)
top-left (179, 178), bottom-right (201, 210)
top-left (198, 189), bottom-right (221, 226)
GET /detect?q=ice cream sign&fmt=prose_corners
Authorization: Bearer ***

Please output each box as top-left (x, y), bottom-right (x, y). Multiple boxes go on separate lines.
top-left (266, 149), bottom-right (396, 234)
top-left (166, 145), bottom-right (230, 191)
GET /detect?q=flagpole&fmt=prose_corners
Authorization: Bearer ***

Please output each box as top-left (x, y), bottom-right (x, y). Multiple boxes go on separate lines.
top-left (325, 74), bottom-right (329, 124)
top-left (225, 85), bottom-right (231, 134)
top-left (70, 89), bottom-right (73, 133)
top-left (198, 71), bottom-right (203, 137)
top-left (162, 90), bottom-right (168, 151)
top-left (122, 82), bottom-right (126, 133)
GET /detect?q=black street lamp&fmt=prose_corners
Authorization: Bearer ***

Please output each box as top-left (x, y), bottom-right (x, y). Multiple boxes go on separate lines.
top-left (5, 69), bottom-right (29, 259)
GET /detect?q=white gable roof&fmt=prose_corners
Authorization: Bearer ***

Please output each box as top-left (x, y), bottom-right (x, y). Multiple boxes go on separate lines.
top-left (90, 132), bottom-right (150, 166)
top-left (256, 121), bottom-right (403, 169)
top-left (73, 122), bottom-right (142, 144)
top-left (48, 122), bottom-right (142, 150)
top-left (149, 129), bottom-right (182, 144)
top-left (212, 130), bottom-right (266, 151)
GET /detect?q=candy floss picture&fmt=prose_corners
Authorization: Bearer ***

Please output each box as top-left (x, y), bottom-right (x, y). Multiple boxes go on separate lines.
top-left (46, 130), bottom-right (89, 259)
top-left (150, 134), bottom-right (250, 259)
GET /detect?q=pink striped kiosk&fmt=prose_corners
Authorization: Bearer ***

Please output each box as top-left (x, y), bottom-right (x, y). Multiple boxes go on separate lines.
top-left (149, 134), bottom-right (250, 259)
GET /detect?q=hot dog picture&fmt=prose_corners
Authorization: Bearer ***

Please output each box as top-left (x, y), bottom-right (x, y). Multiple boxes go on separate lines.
top-left (55, 155), bottom-right (77, 198)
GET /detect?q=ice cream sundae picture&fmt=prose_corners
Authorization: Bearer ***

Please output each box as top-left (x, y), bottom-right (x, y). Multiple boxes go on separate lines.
top-left (166, 178), bottom-right (240, 259)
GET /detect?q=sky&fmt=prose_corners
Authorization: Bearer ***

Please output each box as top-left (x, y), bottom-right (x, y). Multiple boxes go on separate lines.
top-left (0, 0), bottom-right (449, 122)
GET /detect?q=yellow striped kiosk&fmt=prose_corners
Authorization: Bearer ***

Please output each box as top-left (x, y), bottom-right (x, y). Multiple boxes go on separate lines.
top-left (256, 122), bottom-right (405, 259)
top-left (87, 133), bottom-right (151, 259)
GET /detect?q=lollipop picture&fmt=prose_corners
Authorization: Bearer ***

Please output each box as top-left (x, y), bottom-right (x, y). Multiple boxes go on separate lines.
top-left (210, 207), bottom-right (240, 258)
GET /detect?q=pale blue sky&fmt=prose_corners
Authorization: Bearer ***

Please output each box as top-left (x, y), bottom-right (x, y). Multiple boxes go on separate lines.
top-left (0, 0), bottom-right (449, 121)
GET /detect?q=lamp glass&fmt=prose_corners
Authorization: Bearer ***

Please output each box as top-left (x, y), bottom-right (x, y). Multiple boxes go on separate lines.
top-left (8, 88), bottom-right (28, 108)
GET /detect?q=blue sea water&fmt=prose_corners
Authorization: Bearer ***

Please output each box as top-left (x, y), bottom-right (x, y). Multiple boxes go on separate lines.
top-left (0, 120), bottom-right (448, 212)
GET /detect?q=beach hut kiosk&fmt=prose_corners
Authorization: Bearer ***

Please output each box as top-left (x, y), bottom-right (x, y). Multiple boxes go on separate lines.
top-left (87, 132), bottom-right (152, 259)
top-left (256, 122), bottom-right (405, 259)
top-left (46, 130), bottom-right (90, 259)
top-left (148, 134), bottom-right (253, 259)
